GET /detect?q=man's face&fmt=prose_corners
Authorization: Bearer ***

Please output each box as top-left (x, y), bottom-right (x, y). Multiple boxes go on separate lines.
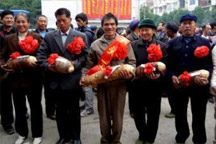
top-left (76, 18), bottom-right (86, 28)
top-left (2, 14), bottom-right (14, 27)
top-left (56, 14), bottom-right (71, 33)
top-left (181, 20), bottom-right (196, 37)
top-left (102, 18), bottom-right (117, 38)
top-left (157, 23), bottom-right (164, 31)
top-left (166, 29), bottom-right (173, 38)
top-left (204, 24), bottom-right (211, 35)
top-left (36, 16), bottom-right (48, 31)
top-left (139, 27), bottom-right (154, 41)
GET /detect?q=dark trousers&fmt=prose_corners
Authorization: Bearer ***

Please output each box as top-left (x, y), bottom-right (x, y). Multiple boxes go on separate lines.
top-left (53, 87), bottom-right (81, 140)
top-left (174, 85), bottom-right (209, 143)
top-left (166, 84), bottom-right (176, 114)
top-left (132, 90), bottom-right (162, 143)
top-left (0, 77), bottom-right (14, 128)
top-left (44, 84), bottom-right (56, 116)
top-left (12, 85), bottom-right (43, 138)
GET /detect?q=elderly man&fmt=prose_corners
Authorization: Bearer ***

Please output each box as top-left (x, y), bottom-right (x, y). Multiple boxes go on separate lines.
top-left (167, 14), bottom-right (213, 144)
top-left (81, 13), bottom-right (136, 144)
top-left (37, 8), bottom-right (87, 144)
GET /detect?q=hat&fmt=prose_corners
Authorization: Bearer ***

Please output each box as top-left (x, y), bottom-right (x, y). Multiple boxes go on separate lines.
top-left (138, 18), bottom-right (156, 29)
top-left (90, 25), bottom-right (97, 31)
top-left (75, 13), bottom-right (88, 22)
top-left (180, 13), bottom-right (197, 23)
top-left (129, 19), bottom-right (140, 31)
top-left (166, 22), bottom-right (179, 33)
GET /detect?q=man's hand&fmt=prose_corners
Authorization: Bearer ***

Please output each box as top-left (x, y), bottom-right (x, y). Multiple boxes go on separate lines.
top-left (212, 86), bottom-right (216, 94)
top-left (145, 73), bottom-right (160, 80)
top-left (48, 64), bottom-right (56, 72)
top-left (80, 76), bottom-right (86, 87)
top-left (119, 69), bottom-right (133, 79)
top-left (194, 76), bottom-right (209, 86)
top-left (1, 64), bottom-right (14, 73)
top-left (172, 75), bottom-right (181, 89)
top-left (136, 66), bottom-right (144, 77)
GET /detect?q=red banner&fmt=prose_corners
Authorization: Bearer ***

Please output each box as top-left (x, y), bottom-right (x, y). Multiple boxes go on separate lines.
top-left (82, 0), bottom-right (132, 20)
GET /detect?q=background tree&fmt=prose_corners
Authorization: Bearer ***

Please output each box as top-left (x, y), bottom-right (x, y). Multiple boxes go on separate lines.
top-left (0, 0), bottom-right (41, 28)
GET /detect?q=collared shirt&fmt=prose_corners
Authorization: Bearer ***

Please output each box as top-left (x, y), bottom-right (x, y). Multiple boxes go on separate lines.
top-left (60, 28), bottom-right (71, 46)
top-left (167, 35), bottom-right (213, 78)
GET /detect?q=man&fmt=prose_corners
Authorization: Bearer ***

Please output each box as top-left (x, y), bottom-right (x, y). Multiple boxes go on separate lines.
top-left (75, 12), bottom-right (95, 117)
top-left (126, 19), bottom-right (140, 42)
top-left (34, 15), bottom-right (56, 120)
top-left (210, 22), bottom-right (216, 36)
top-left (37, 8), bottom-right (87, 144)
top-left (75, 13), bottom-right (94, 48)
top-left (166, 22), bottom-right (179, 40)
top-left (157, 21), bottom-right (168, 43)
top-left (81, 13), bottom-right (136, 144)
top-left (201, 24), bottom-right (212, 40)
top-left (167, 13), bottom-right (212, 144)
top-left (164, 22), bottom-right (179, 119)
top-left (0, 10), bottom-right (16, 135)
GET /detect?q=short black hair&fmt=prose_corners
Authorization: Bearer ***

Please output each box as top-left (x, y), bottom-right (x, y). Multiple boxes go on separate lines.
top-left (159, 21), bottom-right (165, 26)
top-left (75, 13), bottom-right (88, 24)
top-left (101, 13), bottom-right (118, 26)
top-left (1, 10), bottom-right (14, 19)
top-left (210, 22), bottom-right (216, 29)
top-left (166, 22), bottom-right (179, 33)
top-left (55, 8), bottom-right (71, 18)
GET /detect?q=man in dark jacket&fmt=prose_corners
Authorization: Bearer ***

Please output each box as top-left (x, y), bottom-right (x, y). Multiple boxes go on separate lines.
top-left (0, 10), bottom-right (16, 135)
top-left (129, 18), bottom-right (167, 144)
top-left (167, 14), bottom-right (213, 144)
top-left (37, 8), bottom-right (87, 144)
top-left (75, 12), bottom-right (95, 117)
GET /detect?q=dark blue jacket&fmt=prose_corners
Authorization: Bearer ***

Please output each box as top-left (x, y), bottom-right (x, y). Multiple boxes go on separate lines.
top-left (167, 35), bottom-right (213, 80)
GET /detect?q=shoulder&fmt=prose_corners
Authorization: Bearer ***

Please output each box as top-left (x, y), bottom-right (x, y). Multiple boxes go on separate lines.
top-left (5, 33), bottom-right (16, 40)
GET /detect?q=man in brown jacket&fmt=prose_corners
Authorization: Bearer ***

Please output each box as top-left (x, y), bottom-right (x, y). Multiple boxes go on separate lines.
top-left (81, 13), bottom-right (136, 144)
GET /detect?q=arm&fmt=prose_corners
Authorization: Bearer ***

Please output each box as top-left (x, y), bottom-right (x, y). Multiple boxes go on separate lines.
top-left (211, 46), bottom-right (216, 89)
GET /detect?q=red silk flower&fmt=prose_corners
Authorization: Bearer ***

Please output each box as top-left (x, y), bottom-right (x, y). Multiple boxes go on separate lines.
top-left (10, 51), bottom-right (21, 59)
top-left (144, 63), bottom-right (154, 74)
top-left (147, 44), bottom-right (163, 62)
top-left (18, 36), bottom-right (39, 54)
top-left (48, 53), bottom-right (59, 64)
top-left (113, 42), bottom-right (128, 60)
top-left (67, 37), bottom-right (85, 55)
top-left (194, 46), bottom-right (209, 58)
top-left (179, 71), bottom-right (192, 83)
top-left (103, 66), bottom-right (112, 77)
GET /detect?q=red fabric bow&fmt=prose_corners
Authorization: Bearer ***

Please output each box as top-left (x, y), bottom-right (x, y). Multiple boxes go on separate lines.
top-left (67, 37), bottom-right (85, 55)
top-left (144, 63), bottom-right (154, 74)
top-left (179, 71), bottom-right (192, 83)
top-left (103, 66), bottom-right (112, 77)
top-left (18, 36), bottom-right (39, 54)
top-left (48, 53), bottom-right (59, 64)
top-left (147, 44), bottom-right (163, 62)
top-left (112, 42), bottom-right (128, 60)
top-left (10, 51), bottom-right (21, 59)
top-left (194, 46), bottom-right (209, 58)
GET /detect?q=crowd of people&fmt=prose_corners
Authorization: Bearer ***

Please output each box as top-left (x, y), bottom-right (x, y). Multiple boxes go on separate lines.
top-left (0, 7), bottom-right (216, 144)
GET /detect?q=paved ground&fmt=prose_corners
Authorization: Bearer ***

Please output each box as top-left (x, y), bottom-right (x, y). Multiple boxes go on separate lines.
top-left (0, 95), bottom-right (215, 144)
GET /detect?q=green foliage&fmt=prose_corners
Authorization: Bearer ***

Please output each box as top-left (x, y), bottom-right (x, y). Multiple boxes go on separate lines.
top-left (0, 0), bottom-right (41, 28)
top-left (140, 5), bottom-right (216, 27)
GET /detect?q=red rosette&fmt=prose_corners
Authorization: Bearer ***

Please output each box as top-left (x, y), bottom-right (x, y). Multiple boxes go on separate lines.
top-left (194, 46), bottom-right (209, 58)
top-left (144, 63), bottom-right (154, 74)
top-left (103, 66), bottom-right (112, 77)
top-left (10, 51), bottom-right (21, 59)
top-left (67, 37), bottom-right (85, 55)
top-left (179, 71), bottom-right (192, 83)
top-left (48, 53), bottom-right (59, 64)
top-left (147, 44), bottom-right (163, 62)
top-left (112, 42), bottom-right (128, 60)
top-left (18, 36), bottom-right (39, 54)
